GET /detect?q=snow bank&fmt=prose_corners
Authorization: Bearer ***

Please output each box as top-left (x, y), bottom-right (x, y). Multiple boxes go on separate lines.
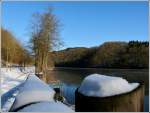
top-left (10, 75), bottom-right (55, 111)
top-left (78, 74), bottom-right (139, 97)
top-left (1, 67), bottom-right (35, 111)
top-left (1, 67), bottom-right (35, 94)
top-left (17, 101), bottom-right (74, 112)
top-left (1, 68), bottom-right (26, 94)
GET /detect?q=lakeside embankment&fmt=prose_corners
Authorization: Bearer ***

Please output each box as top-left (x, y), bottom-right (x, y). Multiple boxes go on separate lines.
top-left (52, 67), bottom-right (149, 70)
top-left (1, 67), bottom-right (35, 111)
top-left (1, 67), bottom-right (149, 112)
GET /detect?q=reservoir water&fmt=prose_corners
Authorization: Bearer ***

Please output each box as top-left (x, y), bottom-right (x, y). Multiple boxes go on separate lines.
top-left (47, 68), bottom-right (149, 112)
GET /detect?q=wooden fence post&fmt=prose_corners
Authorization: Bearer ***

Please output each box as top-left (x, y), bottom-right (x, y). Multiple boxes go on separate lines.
top-left (75, 83), bottom-right (144, 112)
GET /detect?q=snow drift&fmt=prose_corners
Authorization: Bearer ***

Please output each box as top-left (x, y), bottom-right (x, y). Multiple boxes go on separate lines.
top-left (1, 67), bottom-right (35, 111)
top-left (10, 75), bottom-right (55, 111)
top-left (2, 67), bottom-right (74, 112)
top-left (78, 74), bottom-right (139, 97)
top-left (1, 68), bottom-right (27, 94)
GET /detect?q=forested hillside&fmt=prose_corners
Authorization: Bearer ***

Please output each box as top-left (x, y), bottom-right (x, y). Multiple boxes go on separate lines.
top-left (1, 27), bottom-right (148, 69)
top-left (50, 41), bottom-right (149, 69)
top-left (1, 28), bottom-right (33, 67)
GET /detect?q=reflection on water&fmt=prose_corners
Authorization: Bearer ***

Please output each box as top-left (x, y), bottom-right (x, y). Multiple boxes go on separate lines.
top-left (47, 68), bottom-right (149, 112)
top-left (61, 83), bottom-right (77, 104)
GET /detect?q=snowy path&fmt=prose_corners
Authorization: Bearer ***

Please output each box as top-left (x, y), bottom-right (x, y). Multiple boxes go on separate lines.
top-left (1, 67), bottom-right (35, 94)
top-left (1, 68), bottom-right (74, 112)
top-left (1, 67), bottom-right (35, 111)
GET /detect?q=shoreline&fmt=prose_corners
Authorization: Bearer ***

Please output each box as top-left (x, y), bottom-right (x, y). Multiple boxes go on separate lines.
top-left (51, 67), bottom-right (148, 71)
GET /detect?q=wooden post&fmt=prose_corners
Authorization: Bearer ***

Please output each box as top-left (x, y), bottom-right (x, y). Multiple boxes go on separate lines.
top-left (75, 83), bottom-right (144, 112)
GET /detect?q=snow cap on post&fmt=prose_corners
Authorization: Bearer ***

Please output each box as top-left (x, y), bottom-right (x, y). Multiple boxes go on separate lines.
top-left (76, 74), bottom-right (144, 112)
top-left (78, 74), bottom-right (139, 97)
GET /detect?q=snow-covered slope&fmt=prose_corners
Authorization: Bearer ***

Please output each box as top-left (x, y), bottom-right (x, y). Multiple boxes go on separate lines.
top-left (1, 67), bottom-right (35, 111)
top-left (78, 74), bottom-right (139, 97)
top-left (1, 67), bottom-right (74, 112)
top-left (1, 67), bottom-right (35, 94)
top-left (10, 75), bottom-right (56, 111)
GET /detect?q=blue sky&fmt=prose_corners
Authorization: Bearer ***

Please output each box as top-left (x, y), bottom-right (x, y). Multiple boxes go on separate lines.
top-left (2, 1), bottom-right (149, 50)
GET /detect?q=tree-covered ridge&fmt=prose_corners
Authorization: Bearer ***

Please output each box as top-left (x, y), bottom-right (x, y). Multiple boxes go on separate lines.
top-left (1, 27), bottom-right (148, 69)
top-left (51, 41), bottom-right (149, 69)
top-left (1, 28), bottom-right (33, 67)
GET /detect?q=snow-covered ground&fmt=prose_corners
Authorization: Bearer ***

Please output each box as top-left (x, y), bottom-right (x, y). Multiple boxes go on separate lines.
top-left (1, 67), bottom-right (35, 94)
top-left (78, 74), bottom-right (139, 97)
top-left (1, 67), bottom-right (74, 112)
top-left (10, 75), bottom-right (56, 111)
top-left (1, 67), bottom-right (35, 111)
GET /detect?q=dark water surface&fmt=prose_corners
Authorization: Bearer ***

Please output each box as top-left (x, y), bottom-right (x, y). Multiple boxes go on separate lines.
top-left (47, 68), bottom-right (149, 112)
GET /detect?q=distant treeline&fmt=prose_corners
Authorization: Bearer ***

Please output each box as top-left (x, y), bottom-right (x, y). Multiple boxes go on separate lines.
top-left (1, 27), bottom-right (149, 69)
top-left (50, 41), bottom-right (149, 69)
top-left (1, 28), bottom-right (33, 67)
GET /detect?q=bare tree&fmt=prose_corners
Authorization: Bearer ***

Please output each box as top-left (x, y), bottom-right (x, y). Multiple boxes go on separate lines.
top-left (29, 8), bottom-right (62, 80)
